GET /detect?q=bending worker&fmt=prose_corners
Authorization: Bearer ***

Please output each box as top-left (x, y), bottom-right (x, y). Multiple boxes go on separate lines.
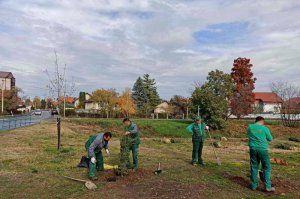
top-left (247, 116), bottom-right (275, 192)
top-left (123, 118), bottom-right (140, 170)
top-left (85, 132), bottom-right (112, 180)
top-left (186, 116), bottom-right (207, 166)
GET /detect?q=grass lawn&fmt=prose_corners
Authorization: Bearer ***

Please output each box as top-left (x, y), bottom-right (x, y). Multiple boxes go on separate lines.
top-left (0, 118), bottom-right (299, 199)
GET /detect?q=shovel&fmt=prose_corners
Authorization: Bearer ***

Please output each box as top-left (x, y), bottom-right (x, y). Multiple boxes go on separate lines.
top-left (63, 176), bottom-right (97, 190)
top-left (207, 129), bottom-right (222, 165)
top-left (154, 162), bottom-right (162, 174)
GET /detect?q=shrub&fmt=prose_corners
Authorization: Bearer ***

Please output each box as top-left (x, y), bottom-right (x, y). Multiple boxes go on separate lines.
top-left (274, 143), bottom-right (292, 150)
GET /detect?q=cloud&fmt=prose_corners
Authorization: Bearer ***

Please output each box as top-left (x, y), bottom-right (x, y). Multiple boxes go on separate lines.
top-left (0, 0), bottom-right (300, 100)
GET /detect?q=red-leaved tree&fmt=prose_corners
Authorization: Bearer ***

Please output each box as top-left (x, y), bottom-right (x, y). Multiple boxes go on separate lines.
top-left (230, 57), bottom-right (256, 118)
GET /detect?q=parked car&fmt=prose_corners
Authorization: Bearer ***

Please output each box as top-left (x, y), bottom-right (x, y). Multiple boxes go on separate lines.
top-left (51, 109), bottom-right (58, 115)
top-left (34, 109), bottom-right (42, 116)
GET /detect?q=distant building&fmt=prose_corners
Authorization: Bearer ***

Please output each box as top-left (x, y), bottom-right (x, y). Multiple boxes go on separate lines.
top-left (74, 93), bottom-right (92, 108)
top-left (59, 96), bottom-right (76, 104)
top-left (85, 100), bottom-right (100, 110)
top-left (154, 102), bottom-right (169, 114)
top-left (0, 71), bottom-right (15, 91)
top-left (254, 92), bottom-right (282, 113)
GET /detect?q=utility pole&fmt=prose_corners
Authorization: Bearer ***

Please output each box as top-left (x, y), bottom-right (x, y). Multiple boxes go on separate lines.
top-left (1, 80), bottom-right (4, 113)
top-left (197, 105), bottom-right (200, 117)
top-left (186, 107), bottom-right (189, 119)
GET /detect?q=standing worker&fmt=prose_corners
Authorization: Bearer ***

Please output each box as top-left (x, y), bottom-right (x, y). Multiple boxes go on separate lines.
top-left (186, 116), bottom-right (207, 166)
top-left (85, 132), bottom-right (112, 180)
top-left (247, 116), bottom-right (275, 192)
top-left (123, 118), bottom-right (140, 170)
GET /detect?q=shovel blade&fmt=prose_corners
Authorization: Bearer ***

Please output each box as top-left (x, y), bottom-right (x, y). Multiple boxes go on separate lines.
top-left (85, 181), bottom-right (97, 190)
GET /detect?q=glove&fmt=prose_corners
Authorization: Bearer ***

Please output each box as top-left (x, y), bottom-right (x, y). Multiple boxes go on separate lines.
top-left (105, 149), bottom-right (110, 155)
top-left (206, 126), bottom-right (209, 131)
top-left (91, 157), bottom-right (96, 164)
top-left (125, 131), bottom-right (130, 135)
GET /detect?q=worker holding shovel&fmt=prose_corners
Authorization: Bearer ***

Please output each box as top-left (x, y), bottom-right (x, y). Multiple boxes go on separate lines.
top-left (186, 116), bottom-right (206, 166)
top-left (123, 118), bottom-right (140, 170)
top-left (247, 116), bottom-right (275, 192)
top-left (85, 132), bottom-right (112, 181)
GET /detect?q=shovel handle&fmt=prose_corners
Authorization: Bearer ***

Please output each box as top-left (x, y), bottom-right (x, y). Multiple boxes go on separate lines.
top-left (207, 129), bottom-right (221, 165)
top-left (63, 176), bottom-right (87, 183)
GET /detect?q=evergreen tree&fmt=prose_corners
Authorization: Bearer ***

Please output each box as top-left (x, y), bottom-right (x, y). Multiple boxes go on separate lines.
top-left (79, 91), bottom-right (86, 108)
top-left (142, 74), bottom-right (160, 108)
top-left (41, 99), bottom-right (46, 109)
top-left (132, 77), bottom-right (148, 111)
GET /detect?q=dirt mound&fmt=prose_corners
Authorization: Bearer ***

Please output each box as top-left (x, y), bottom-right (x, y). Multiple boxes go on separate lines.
top-left (100, 169), bottom-right (207, 199)
top-left (100, 168), bottom-right (154, 184)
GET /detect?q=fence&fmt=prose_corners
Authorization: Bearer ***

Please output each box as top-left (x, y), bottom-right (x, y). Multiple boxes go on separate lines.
top-left (0, 111), bottom-right (52, 131)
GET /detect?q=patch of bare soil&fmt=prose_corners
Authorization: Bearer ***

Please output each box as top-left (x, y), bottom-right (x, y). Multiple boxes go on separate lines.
top-left (99, 169), bottom-right (206, 199)
top-left (223, 173), bottom-right (300, 196)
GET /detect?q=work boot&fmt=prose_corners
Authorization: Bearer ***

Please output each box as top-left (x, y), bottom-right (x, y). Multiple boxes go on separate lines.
top-left (89, 176), bottom-right (98, 181)
top-left (132, 167), bottom-right (138, 172)
top-left (265, 187), bottom-right (275, 192)
top-left (192, 162), bottom-right (197, 166)
top-left (199, 162), bottom-right (206, 166)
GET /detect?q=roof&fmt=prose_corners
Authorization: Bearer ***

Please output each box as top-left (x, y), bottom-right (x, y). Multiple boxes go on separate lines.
top-left (0, 71), bottom-right (14, 78)
top-left (254, 92), bottom-right (282, 103)
top-left (59, 96), bottom-right (76, 104)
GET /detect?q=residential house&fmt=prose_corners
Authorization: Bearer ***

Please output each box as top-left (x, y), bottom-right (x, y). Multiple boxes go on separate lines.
top-left (0, 71), bottom-right (15, 91)
top-left (59, 96), bottom-right (76, 104)
top-left (154, 102), bottom-right (173, 119)
top-left (74, 93), bottom-right (92, 108)
top-left (254, 92), bottom-right (282, 113)
top-left (85, 100), bottom-right (100, 110)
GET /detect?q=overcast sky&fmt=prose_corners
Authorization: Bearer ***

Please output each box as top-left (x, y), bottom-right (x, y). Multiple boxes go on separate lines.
top-left (0, 0), bottom-right (300, 100)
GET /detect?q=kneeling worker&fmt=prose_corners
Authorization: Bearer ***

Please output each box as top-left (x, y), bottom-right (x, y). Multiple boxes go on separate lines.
top-left (247, 116), bottom-right (275, 192)
top-left (85, 132), bottom-right (112, 180)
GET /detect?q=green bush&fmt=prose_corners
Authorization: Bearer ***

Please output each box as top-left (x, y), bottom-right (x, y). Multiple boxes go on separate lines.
top-left (288, 137), bottom-right (300, 142)
top-left (274, 143), bottom-right (293, 150)
top-left (65, 109), bottom-right (76, 117)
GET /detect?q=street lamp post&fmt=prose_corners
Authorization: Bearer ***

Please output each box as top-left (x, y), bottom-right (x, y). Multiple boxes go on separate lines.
top-left (1, 80), bottom-right (4, 113)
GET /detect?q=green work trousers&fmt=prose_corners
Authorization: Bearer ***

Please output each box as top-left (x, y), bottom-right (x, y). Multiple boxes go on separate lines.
top-left (250, 149), bottom-right (272, 190)
top-left (192, 140), bottom-right (204, 164)
top-left (88, 151), bottom-right (104, 178)
top-left (128, 144), bottom-right (139, 169)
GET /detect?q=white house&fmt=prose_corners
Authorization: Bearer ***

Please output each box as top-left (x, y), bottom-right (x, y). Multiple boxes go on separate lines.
top-left (74, 93), bottom-right (92, 108)
top-left (154, 102), bottom-right (169, 114)
top-left (254, 92), bottom-right (282, 113)
top-left (85, 100), bottom-right (100, 110)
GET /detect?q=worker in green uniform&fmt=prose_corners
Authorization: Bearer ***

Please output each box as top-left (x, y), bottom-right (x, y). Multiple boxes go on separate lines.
top-left (85, 132), bottom-right (112, 180)
top-left (247, 116), bottom-right (275, 192)
top-left (123, 118), bottom-right (140, 170)
top-left (186, 116), bottom-right (207, 166)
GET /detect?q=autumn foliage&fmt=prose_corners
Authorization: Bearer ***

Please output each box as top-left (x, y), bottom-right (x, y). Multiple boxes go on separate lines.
top-left (230, 58), bottom-right (256, 118)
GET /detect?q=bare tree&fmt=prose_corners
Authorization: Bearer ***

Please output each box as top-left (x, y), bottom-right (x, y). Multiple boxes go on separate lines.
top-left (271, 81), bottom-right (300, 127)
top-left (46, 50), bottom-right (75, 117)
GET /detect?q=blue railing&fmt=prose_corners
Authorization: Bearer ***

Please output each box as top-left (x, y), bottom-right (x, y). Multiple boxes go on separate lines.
top-left (0, 111), bottom-right (52, 131)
